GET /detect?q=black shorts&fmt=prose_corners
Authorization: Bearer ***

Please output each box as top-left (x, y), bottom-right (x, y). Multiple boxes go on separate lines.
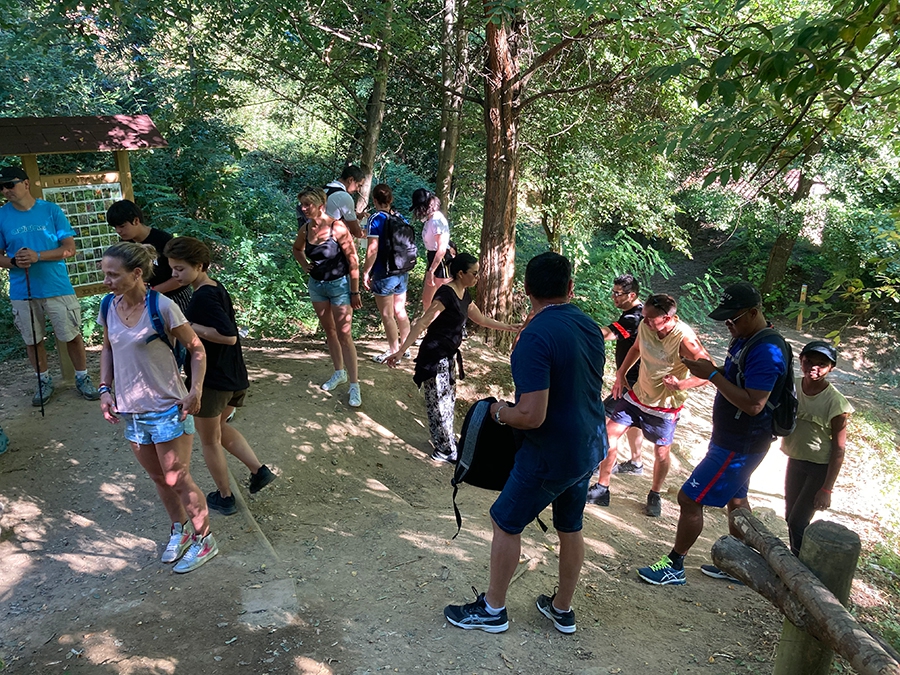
top-left (426, 249), bottom-right (452, 279)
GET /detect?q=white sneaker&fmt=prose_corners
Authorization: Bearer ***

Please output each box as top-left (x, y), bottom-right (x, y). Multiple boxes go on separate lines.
top-left (372, 351), bottom-right (392, 364)
top-left (349, 383), bottom-right (362, 407)
top-left (161, 521), bottom-right (194, 563)
top-left (321, 370), bottom-right (348, 391)
top-left (173, 533), bottom-right (218, 573)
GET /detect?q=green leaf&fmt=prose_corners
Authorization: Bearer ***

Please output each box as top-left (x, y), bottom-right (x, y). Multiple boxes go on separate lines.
top-left (714, 55), bottom-right (733, 77)
top-left (836, 68), bottom-right (854, 90)
top-left (702, 171), bottom-right (719, 188)
top-left (697, 81), bottom-right (715, 105)
top-left (718, 80), bottom-right (737, 106)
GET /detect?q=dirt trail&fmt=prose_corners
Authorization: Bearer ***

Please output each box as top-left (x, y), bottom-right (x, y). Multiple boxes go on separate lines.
top-left (0, 321), bottom-right (894, 674)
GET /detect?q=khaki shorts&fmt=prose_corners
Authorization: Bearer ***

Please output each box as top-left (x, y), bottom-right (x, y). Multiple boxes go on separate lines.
top-left (11, 295), bottom-right (81, 345)
top-left (195, 389), bottom-right (247, 418)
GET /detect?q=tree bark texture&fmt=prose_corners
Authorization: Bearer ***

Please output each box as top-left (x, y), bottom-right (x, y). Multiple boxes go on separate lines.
top-left (726, 509), bottom-right (900, 675)
top-left (478, 11), bottom-right (521, 345)
top-left (436, 0), bottom-right (468, 211)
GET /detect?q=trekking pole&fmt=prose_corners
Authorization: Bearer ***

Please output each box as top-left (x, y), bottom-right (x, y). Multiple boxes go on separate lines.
top-left (23, 265), bottom-right (45, 418)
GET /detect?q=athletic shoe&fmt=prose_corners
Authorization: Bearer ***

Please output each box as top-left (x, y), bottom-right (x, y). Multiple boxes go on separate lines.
top-left (644, 491), bottom-right (662, 517)
top-left (700, 564), bottom-right (744, 585)
top-left (403, 349), bottom-right (411, 358)
top-left (321, 370), bottom-right (348, 392)
top-left (536, 593), bottom-right (576, 634)
top-left (173, 533), bottom-right (218, 573)
top-left (372, 350), bottom-right (393, 364)
top-left (206, 490), bottom-right (237, 516)
top-left (430, 449), bottom-right (457, 464)
top-left (32, 376), bottom-right (53, 407)
top-left (637, 556), bottom-right (686, 586)
top-left (612, 460), bottom-right (644, 475)
top-left (225, 409), bottom-right (236, 423)
top-left (585, 483), bottom-right (610, 506)
top-left (249, 465), bottom-right (277, 493)
top-left (161, 521), bottom-right (194, 563)
top-left (348, 383), bottom-right (362, 407)
top-left (444, 588), bottom-right (509, 633)
top-left (75, 373), bottom-right (100, 400)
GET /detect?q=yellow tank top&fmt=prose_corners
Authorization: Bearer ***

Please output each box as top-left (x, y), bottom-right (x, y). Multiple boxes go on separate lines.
top-left (631, 319), bottom-right (696, 410)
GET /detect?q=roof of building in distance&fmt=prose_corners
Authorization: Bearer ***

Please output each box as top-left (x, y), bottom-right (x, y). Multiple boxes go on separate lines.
top-left (0, 115), bottom-right (168, 155)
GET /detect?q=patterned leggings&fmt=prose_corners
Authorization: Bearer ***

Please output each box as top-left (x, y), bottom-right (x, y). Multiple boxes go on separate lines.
top-left (422, 357), bottom-right (456, 457)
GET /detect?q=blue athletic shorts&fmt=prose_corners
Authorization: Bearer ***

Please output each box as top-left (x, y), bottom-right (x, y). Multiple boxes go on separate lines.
top-left (308, 276), bottom-right (351, 305)
top-left (607, 395), bottom-right (679, 446)
top-left (121, 404), bottom-right (195, 445)
top-left (371, 272), bottom-right (409, 297)
top-left (490, 462), bottom-right (593, 535)
top-left (681, 443), bottom-right (768, 507)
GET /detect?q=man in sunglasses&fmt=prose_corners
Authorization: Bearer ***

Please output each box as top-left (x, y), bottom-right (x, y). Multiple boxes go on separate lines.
top-left (0, 166), bottom-right (100, 406)
top-left (588, 292), bottom-right (711, 517)
top-left (637, 282), bottom-right (787, 586)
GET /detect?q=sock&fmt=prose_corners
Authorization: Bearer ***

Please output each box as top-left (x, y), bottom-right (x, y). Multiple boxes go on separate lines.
top-left (668, 549), bottom-right (685, 570)
top-left (552, 599), bottom-right (571, 613)
top-left (483, 598), bottom-right (505, 615)
top-left (649, 490), bottom-right (660, 497)
top-left (75, 370), bottom-right (87, 378)
top-left (39, 371), bottom-right (51, 381)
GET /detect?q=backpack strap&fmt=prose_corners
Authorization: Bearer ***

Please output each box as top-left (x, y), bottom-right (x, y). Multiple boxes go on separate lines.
top-left (100, 293), bottom-right (114, 325)
top-left (733, 328), bottom-right (788, 418)
top-left (144, 289), bottom-right (177, 354)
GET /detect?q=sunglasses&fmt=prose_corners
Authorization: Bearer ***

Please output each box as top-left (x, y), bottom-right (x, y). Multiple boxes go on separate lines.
top-left (725, 309), bottom-right (751, 326)
top-left (1, 180), bottom-right (23, 190)
top-left (611, 290), bottom-right (628, 297)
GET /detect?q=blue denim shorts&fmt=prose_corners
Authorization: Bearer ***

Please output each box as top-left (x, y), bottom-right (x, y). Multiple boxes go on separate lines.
top-left (681, 443), bottom-right (767, 507)
top-left (308, 276), bottom-right (351, 305)
top-left (490, 462), bottom-right (593, 535)
top-left (608, 395), bottom-right (680, 446)
top-left (370, 272), bottom-right (409, 297)
top-left (121, 404), bottom-right (195, 445)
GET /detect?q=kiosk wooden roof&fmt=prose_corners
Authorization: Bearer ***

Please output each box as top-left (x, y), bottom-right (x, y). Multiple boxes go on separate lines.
top-left (0, 115), bottom-right (168, 156)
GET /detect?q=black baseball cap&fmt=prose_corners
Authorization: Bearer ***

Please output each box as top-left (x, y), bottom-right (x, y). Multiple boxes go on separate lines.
top-left (800, 340), bottom-right (837, 365)
top-left (0, 166), bottom-right (28, 182)
top-left (708, 282), bottom-right (762, 321)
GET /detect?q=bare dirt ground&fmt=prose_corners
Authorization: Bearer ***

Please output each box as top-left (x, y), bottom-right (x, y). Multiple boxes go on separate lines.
top-left (0, 319), bottom-right (897, 675)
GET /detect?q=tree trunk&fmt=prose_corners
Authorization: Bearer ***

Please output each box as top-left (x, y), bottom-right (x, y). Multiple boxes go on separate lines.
top-left (436, 0), bottom-right (469, 211)
top-left (356, 0), bottom-right (393, 213)
top-left (478, 12), bottom-right (521, 345)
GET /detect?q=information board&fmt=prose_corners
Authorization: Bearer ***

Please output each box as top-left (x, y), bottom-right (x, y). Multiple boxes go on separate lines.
top-left (41, 182), bottom-right (123, 294)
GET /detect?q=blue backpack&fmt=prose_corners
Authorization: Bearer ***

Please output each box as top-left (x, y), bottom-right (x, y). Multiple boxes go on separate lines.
top-left (100, 290), bottom-right (188, 369)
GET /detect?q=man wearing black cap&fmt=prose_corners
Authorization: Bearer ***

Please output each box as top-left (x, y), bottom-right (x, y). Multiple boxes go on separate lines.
top-left (0, 166), bottom-right (100, 405)
top-left (637, 282), bottom-right (789, 586)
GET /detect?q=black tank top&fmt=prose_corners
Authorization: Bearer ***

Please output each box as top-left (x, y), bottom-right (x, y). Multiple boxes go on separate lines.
top-left (304, 221), bottom-right (350, 281)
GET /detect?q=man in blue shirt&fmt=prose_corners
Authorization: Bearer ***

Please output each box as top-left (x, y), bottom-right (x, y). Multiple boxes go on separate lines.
top-left (637, 282), bottom-right (787, 586)
top-left (0, 167), bottom-right (100, 405)
top-left (443, 252), bottom-right (608, 634)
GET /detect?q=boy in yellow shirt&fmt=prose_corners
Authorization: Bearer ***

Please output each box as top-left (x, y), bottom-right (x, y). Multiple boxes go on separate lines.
top-left (781, 341), bottom-right (853, 555)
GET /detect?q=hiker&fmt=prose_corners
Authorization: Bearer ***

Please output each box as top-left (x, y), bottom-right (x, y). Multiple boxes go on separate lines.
top-left (600, 274), bottom-right (645, 477)
top-left (0, 166), bottom-right (100, 406)
top-left (98, 242), bottom-right (216, 574)
top-left (411, 188), bottom-right (452, 311)
top-left (781, 340), bottom-right (852, 555)
top-left (588, 293), bottom-right (711, 516)
top-left (164, 236), bottom-right (277, 516)
top-left (637, 282), bottom-right (788, 586)
top-left (443, 252), bottom-right (607, 634)
top-left (324, 165), bottom-right (367, 239)
top-left (292, 186), bottom-right (363, 407)
top-left (106, 199), bottom-right (193, 311)
top-left (363, 184), bottom-right (412, 363)
top-left (384, 253), bottom-right (519, 463)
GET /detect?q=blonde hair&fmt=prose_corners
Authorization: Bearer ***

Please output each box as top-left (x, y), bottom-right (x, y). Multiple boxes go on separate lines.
top-left (297, 186), bottom-right (327, 207)
top-left (103, 242), bottom-right (157, 281)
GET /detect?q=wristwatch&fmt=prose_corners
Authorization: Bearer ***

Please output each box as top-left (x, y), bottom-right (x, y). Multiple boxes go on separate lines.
top-left (494, 405), bottom-right (507, 425)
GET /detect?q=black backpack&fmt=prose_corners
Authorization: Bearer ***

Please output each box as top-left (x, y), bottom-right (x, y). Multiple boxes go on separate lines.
top-left (380, 211), bottom-right (418, 275)
top-left (324, 182), bottom-right (347, 197)
top-left (734, 328), bottom-right (798, 437)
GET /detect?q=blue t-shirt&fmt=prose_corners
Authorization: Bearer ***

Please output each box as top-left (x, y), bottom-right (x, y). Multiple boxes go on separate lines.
top-left (510, 303), bottom-right (609, 481)
top-left (0, 200), bottom-right (76, 300)
top-left (366, 211), bottom-right (390, 280)
top-left (710, 334), bottom-right (787, 454)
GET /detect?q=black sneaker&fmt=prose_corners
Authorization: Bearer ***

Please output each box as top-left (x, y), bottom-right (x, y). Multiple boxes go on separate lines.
top-left (248, 465), bottom-right (277, 494)
top-left (536, 593), bottom-right (576, 634)
top-left (430, 449), bottom-right (457, 464)
top-left (644, 491), bottom-right (662, 517)
top-left (444, 588), bottom-right (508, 633)
top-left (700, 564), bottom-right (744, 585)
top-left (585, 483), bottom-right (610, 506)
top-left (206, 490), bottom-right (237, 516)
top-left (611, 460), bottom-right (644, 475)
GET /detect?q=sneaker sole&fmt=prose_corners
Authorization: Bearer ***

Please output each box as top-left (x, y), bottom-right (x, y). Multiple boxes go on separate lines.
top-left (430, 453), bottom-right (457, 464)
top-left (700, 566), bottom-right (743, 584)
top-left (444, 615), bottom-right (508, 633)
top-left (536, 602), bottom-right (576, 634)
top-left (161, 544), bottom-right (191, 564)
top-left (637, 571), bottom-right (686, 586)
top-left (644, 507), bottom-right (661, 517)
top-left (207, 502), bottom-right (238, 516)
top-left (173, 547), bottom-right (219, 574)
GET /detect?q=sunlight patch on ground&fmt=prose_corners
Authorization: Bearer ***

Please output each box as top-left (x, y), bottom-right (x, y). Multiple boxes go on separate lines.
top-left (0, 548), bottom-right (32, 602)
top-left (99, 480), bottom-right (136, 513)
top-left (397, 531), bottom-right (478, 563)
top-left (48, 551), bottom-right (134, 574)
top-left (583, 535), bottom-right (619, 557)
top-left (585, 507), bottom-right (649, 536)
top-left (851, 577), bottom-right (890, 609)
top-left (293, 655), bottom-right (334, 674)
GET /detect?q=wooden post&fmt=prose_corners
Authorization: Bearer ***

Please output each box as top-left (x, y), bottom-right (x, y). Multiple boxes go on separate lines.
top-left (114, 150), bottom-right (134, 201)
top-left (20, 154), bottom-right (41, 198)
top-left (796, 284), bottom-right (808, 331)
top-left (773, 520), bottom-right (861, 675)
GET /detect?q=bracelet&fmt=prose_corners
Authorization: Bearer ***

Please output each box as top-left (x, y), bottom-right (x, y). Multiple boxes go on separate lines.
top-left (97, 385), bottom-right (111, 395)
top-left (707, 370), bottom-right (719, 381)
top-left (99, 382), bottom-right (110, 388)
top-left (37, 251), bottom-right (41, 261)
top-left (350, 291), bottom-right (360, 295)
top-left (494, 405), bottom-right (507, 426)
top-left (820, 487), bottom-right (832, 494)
top-left (9, 257), bottom-right (17, 268)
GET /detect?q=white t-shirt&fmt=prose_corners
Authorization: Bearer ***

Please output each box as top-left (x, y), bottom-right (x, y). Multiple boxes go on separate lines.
top-left (422, 211), bottom-right (450, 251)
top-left (325, 181), bottom-right (357, 224)
top-left (98, 293), bottom-right (189, 414)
